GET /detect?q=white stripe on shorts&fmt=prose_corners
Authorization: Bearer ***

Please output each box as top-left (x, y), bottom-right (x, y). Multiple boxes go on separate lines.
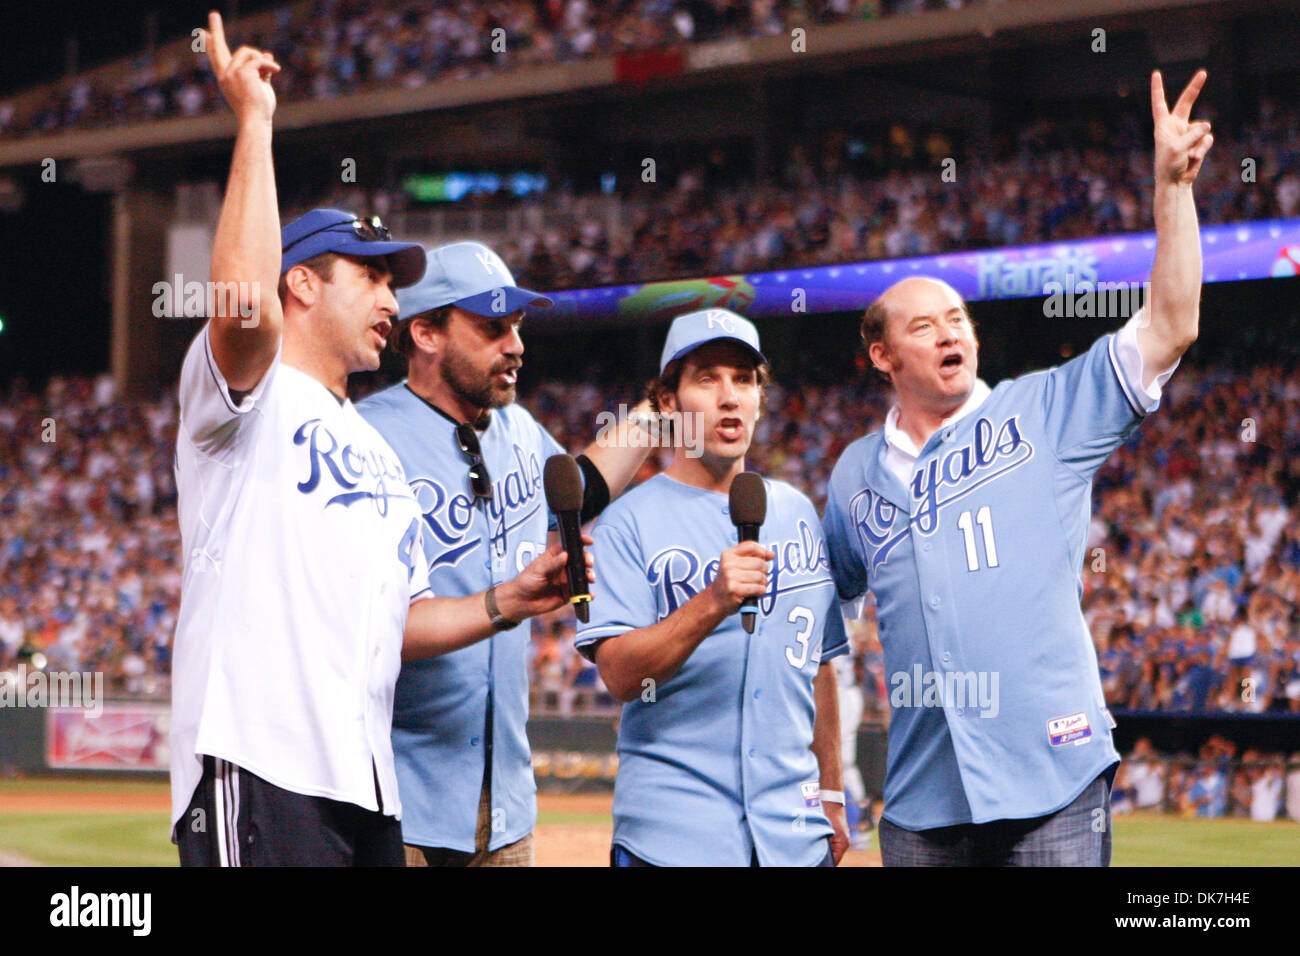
top-left (228, 763), bottom-right (241, 867)
top-left (213, 758), bottom-right (229, 868)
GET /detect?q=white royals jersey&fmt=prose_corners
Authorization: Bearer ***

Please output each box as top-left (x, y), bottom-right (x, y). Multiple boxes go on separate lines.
top-left (170, 328), bottom-right (432, 828)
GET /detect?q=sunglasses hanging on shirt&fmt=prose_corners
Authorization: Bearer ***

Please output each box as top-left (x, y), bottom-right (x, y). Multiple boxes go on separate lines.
top-left (455, 423), bottom-right (493, 501)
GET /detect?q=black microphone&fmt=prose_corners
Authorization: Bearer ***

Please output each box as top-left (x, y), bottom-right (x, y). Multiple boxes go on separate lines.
top-left (728, 471), bottom-right (767, 634)
top-left (543, 454), bottom-right (591, 623)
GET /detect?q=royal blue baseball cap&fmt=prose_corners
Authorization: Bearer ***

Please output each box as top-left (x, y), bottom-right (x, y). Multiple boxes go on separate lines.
top-left (397, 241), bottom-right (553, 319)
top-left (280, 209), bottom-right (426, 289)
top-left (660, 308), bottom-right (766, 374)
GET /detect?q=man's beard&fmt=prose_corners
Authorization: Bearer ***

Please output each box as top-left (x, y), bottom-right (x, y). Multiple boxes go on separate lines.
top-left (440, 345), bottom-right (517, 411)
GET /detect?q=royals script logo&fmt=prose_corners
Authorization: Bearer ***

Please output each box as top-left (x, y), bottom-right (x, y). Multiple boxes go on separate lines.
top-left (408, 444), bottom-right (545, 570)
top-left (647, 519), bottom-right (832, 618)
top-left (851, 415), bottom-right (1034, 572)
top-left (294, 419), bottom-right (411, 515)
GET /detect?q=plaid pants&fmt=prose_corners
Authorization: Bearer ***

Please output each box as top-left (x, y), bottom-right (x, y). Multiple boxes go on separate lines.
top-left (404, 777), bottom-right (533, 867)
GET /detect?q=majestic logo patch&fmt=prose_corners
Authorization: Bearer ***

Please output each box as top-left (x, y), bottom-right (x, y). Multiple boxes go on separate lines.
top-left (1047, 712), bottom-right (1092, 747)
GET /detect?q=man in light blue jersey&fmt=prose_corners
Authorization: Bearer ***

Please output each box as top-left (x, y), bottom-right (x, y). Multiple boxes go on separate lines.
top-left (359, 241), bottom-right (650, 866)
top-left (821, 71), bottom-right (1215, 865)
top-left (577, 309), bottom-right (851, 866)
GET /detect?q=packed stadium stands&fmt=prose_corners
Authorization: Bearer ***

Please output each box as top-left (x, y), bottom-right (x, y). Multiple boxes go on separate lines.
top-left (3, 357), bottom-right (1299, 722)
top-left (0, 0), bottom-right (979, 139)
top-left (305, 102), bottom-right (1299, 291)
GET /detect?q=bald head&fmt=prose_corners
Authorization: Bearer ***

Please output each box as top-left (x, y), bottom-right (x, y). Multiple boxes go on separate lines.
top-left (858, 275), bottom-right (979, 412)
top-left (861, 278), bottom-right (966, 347)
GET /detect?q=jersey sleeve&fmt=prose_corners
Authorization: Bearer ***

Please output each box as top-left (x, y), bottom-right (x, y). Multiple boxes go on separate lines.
top-left (408, 519), bottom-right (436, 603)
top-left (792, 488), bottom-right (851, 662)
top-left (1111, 306), bottom-right (1179, 408)
top-left (177, 323), bottom-right (279, 458)
top-left (818, 600), bottom-right (850, 662)
top-left (821, 460), bottom-right (870, 602)
top-left (575, 513), bottom-right (655, 662)
top-left (1039, 310), bottom-right (1164, 475)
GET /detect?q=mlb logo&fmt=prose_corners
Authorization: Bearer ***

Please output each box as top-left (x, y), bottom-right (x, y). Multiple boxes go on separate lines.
top-left (1047, 712), bottom-right (1092, 747)
top-left (800, 782), bottom-right (821, 808)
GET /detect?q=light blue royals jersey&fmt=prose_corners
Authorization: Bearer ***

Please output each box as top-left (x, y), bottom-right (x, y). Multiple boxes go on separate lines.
top-left (822, 332), bottom-right (1149, 831)
top-left (358, 383), bottom-right (564, 852)
top-left (577, 473), bottom-right (848, 867)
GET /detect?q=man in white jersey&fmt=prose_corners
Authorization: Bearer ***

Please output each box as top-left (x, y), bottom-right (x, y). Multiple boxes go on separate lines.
top-left (171, 13), bottom-right (586, 867)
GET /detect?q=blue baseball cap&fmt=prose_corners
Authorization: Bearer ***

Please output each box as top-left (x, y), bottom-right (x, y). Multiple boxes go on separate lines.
top-left (280, 209), bottom-right (426, 289)
top-left (660, 309), bottom-right (766, 374)
top-left (397, 241), bottom-right (553, 319)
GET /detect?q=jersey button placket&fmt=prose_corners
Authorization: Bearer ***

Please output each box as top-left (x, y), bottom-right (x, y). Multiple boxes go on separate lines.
top-left (738, 619), bottom-right (760, 843)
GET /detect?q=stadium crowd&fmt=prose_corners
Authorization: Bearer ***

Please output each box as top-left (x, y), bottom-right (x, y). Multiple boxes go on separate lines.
top-left (1111, 737), bottom-right (1300, 822)
top-left (0, 376), bottom-right (179, 696)
top-left (1, 0), bottom-right (979, 139)
top-left (290, 98), bottom-right (1300, 290)
top-left (3, 358), bottom-right (1300, 718)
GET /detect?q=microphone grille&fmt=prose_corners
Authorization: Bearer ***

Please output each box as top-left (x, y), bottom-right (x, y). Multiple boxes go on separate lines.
top-left (544, 454), bottom-right (584, 512)
top-left (728, 471), bottom-right (766, 527)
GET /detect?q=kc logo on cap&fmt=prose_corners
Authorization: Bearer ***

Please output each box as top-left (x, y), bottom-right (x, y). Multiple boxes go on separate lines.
top-left (705, 310), bottom-right (736, 332)
top-left (659, 308), bottom-right (766, 374)
top-left (397, 241), bottom-right (553, 319)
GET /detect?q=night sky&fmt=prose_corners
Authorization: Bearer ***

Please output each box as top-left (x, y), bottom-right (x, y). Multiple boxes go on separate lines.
top-left (0, 3), bottom-right (288, 388)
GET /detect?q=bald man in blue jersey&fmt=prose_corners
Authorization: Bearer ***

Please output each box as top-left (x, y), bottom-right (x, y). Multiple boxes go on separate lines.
top-left (821, 71), bottom-right (1214, 865)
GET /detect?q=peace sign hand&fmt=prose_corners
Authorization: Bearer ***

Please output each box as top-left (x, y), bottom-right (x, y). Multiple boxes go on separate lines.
top-left (1151, 69), bottom-right (1213, 187)
top-left (200, 10), bottom-right (279, 123)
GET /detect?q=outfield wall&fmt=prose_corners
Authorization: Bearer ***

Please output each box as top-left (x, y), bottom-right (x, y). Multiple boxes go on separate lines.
top-left (0, 704), bottom-right (888, 795)
top-left (3, 703), bottom-right (1297, 802)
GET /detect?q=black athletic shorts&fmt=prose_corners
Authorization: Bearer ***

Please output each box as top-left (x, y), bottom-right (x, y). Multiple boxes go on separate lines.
top-left (174, 755), bottom-right (404, 867)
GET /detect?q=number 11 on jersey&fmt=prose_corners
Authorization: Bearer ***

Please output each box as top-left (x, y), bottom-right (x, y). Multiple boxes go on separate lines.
top-left (956, 506), bottom-right (999, 571)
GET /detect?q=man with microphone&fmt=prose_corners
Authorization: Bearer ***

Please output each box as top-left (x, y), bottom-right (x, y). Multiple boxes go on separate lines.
top-left (358, 241), bottom-right (650, 866)
top-left (576, 309), bottom-right (851, 866)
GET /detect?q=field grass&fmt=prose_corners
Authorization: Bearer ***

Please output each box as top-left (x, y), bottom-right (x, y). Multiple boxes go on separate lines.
top-left (0, 813), bottom-right (176, 866)
top-left (1110, 812), bottom-right (1300, 866)
top-left (1, 778), bottom-right (1297, 866)
top-left (0, 778), bottom-right (171, 797)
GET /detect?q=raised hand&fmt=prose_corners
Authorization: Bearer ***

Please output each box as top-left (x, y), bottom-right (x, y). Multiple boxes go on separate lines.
top-left (1151, 69), bottom-right (1213, 187)
top-left (200, 10), bottom-right (279, 123)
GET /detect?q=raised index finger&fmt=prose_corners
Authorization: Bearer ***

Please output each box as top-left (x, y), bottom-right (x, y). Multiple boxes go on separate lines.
top-left (1171, 68), bottom-right (1208, 121)
top-left (206, 10), bottom-right (232, 72)
top-left (1150, 70), bottom-right (1169, 122)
